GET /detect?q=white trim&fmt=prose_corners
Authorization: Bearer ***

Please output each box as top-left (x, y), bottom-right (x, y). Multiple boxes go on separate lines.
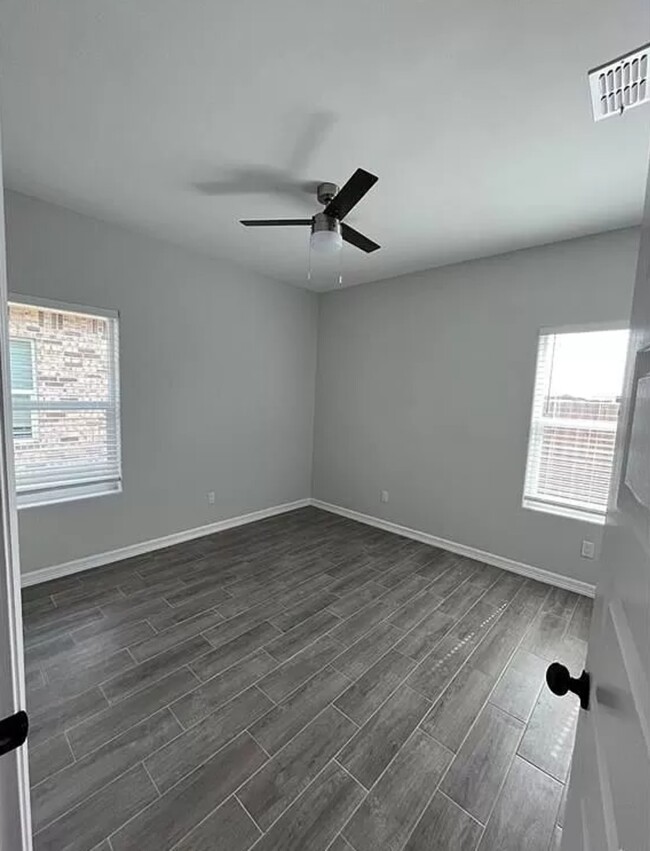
top-left (591, 700), bottom-right (621, 851)
top-left (0, 156), bottom-right (33, 844)
top-left (539, 319), bottom-right (629, 335)
top-left (523, 498), bottom-right (607, 526)
top-left (9, 293), bottom-right (118, 320)
top-left (609, 597), bottom-right (650, 759)
top-left (310, 499), bottom-right (596, 598)
top-left (17, 479), bottom-right (122, 510)
top-left (21, 498), bottom-right (310, 587)
top-left (21, 495), bottom-right (596, 598)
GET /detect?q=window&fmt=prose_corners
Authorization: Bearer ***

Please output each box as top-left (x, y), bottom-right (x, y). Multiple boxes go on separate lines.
top-left (8, 298), bottom-right (121, 508)
top-left (9, 340), bottom-right (35, 439)
top-left (523, 327), bottom-right (628, 523)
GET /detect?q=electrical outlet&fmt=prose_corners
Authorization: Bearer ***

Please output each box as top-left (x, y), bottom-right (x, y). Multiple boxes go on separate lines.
top-left (380, 490), bottom-right (389, 504)
top-left (207, 491), bottom-right (215, 505)
top-left (581, 539), bottom-right (595, 559)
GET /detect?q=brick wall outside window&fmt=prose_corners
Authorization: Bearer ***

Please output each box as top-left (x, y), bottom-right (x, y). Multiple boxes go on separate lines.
top-left (9, 303), bottom-right (114, 480)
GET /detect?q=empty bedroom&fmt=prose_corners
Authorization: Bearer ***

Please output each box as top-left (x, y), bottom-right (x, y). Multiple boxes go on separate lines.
top-left (0, 1), bottom-right (648, 850)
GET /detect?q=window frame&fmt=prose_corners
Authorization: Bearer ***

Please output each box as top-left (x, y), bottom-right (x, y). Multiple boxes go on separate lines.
top-left (8, 294), bottom-right (122, 509)
top-left (522, 320), bottom-right (628, 526)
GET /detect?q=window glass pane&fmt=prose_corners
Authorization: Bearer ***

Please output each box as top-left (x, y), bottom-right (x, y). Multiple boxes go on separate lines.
top-left (523, 327), bottom-right (628, 520)
top-left (9, 339), bottom-right (34, 439)
top-left (12, 408), bottom-right (33, 441)
top-left (8, 301), bottom-right (121, 506)
top-left (9, 339), bottom-right (34, 392)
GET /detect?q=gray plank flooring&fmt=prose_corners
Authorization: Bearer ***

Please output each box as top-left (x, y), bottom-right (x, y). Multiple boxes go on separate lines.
top-left (22, 506), bottom-right (590, 850)
top-left (342, 730), bottom-right (452, 851)
top-left (477, 756), bottom-right (563, 851)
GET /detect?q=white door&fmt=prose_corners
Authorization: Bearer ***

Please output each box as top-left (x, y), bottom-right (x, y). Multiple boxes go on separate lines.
top-left (561, 162), bottom-right (650, 848)
top-left (0, 123), bottom-right (32, 849)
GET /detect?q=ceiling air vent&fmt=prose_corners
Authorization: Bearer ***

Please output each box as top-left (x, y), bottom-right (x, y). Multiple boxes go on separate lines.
top-left (588, 44), bottom-right (649, 121)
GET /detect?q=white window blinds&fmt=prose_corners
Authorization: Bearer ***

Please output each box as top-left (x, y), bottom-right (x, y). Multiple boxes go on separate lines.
top-left (523, 327), bottom-right (628, 522)
top-left (8, 299), bottom-right (121, 508)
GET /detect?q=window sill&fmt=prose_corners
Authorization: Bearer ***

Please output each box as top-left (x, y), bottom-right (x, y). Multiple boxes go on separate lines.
top-left (17, 481), bottom-right (122, 510)
top-left (523, 498), bottom-right (606, 526)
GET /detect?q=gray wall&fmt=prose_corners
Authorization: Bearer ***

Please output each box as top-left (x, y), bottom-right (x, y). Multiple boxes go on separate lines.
top-left (313, 229), bottom-right (639, 585)
top-left (5, 191), bottom-right (318, 574)
top-left (6, 191), bottom-right (639, 586)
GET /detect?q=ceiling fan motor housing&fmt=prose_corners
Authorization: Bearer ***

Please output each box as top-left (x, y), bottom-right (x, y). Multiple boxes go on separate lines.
top-left (312, 211), bottom-right (341, 235)
top-left (317, 182), bottom-right (339, 205)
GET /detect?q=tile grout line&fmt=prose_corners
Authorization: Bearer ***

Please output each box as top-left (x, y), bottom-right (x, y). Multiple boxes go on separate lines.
top-left (234, 792), bottom-right (266, 835)
top-left (335, 724), bottom-right (446, 850)
top-left (323, 834), bottom-right (353, 851)
top-left (243, 757), bottom-right (363, 851)
top-left (166, 792), bottom-right (262, 851)
top-left (73, 601), bottom-right (291, 711)
top-left (349, 727), bottom-right (479, 851)
top-left (437, 788), bottom-right (484, 826)
top-left (44, 665), bottom-right (203, 763)
top-left (245, 729), bottom-right (273, 760)
top-left (516, 751), bottom-right (570, 787)
top-left (141, 760), bottom-right (162, 798)
top-left (78, 658), bottom-right (254, 761)
top-left (238, 702), bottom-right (360, 796)
top-left (333, 757), bottom-right (370, 792)
top-left (34, 757), bottom-right (159, 837)
top-left (329, 702), bottom-right (361, 730)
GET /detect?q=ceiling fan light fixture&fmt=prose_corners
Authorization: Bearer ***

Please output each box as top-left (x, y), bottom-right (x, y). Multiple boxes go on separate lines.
top-left (310, 213), bottom-right (342, 254)
top-left (310, 229), bottom-right (343, 254)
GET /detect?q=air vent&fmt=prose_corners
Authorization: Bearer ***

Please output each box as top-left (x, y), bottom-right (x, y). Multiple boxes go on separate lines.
top-left (588, 44), bottom-right (649, 121)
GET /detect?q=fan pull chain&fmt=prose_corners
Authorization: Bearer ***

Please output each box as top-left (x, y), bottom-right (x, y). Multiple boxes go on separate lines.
top-left (337, 241), bottom-right (343, 287)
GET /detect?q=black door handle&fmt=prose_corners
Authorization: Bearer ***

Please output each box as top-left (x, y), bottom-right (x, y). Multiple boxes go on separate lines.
top-left (546, 663), bottom-right (590, 710)
top-left (0, 711), bottom-right (29, 756)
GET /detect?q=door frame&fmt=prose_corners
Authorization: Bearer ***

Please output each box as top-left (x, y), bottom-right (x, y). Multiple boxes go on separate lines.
top-left (0, 139), bottom-right (33, 848)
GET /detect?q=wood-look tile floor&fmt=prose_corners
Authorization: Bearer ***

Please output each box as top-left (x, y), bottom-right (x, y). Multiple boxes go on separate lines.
top-left (22, 507), bottom-right (592, 851)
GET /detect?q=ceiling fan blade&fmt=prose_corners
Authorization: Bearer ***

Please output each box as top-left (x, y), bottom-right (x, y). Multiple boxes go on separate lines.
top-left (341, 223), bottom-right (380, 253)
top-left (286, 110), bottom-right (337, 174)
top-left (323, 168), bottom-right (378, 221)
top-left (196, 167), bottom-right (317, 206)
top-left (240, 219), bottom-right (312, 227)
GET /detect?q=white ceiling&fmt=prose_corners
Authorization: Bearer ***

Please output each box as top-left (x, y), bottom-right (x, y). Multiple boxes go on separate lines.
top-left (0, 0), bottom-right (648, 291)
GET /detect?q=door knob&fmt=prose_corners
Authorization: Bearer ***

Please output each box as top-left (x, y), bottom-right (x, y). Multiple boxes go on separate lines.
top-left (0, 711), bottom-right (28, 757)
top-left (546, 663), bottom-right (590, 710)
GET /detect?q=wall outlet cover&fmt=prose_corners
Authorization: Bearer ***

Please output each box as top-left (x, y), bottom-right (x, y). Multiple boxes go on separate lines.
top-left (581, 540), bottom-right (596, 559)
top-left (208, 491), bottom-right (216, 505)
top-left (380, 490), bottom-right (389, 504)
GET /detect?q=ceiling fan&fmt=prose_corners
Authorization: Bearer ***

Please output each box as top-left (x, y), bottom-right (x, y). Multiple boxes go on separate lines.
top-left (240, 168), bottom-right (380, 254)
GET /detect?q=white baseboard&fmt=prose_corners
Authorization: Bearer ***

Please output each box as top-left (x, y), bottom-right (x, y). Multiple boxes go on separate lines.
top-left (21, 495), bottom-right (596, 599)
top-left (21, 498), bottom-right (311, 588)
top-left (310, 499), bottom-right (596, 598)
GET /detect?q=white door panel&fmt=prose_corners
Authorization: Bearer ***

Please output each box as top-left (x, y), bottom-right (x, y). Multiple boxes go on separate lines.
top-left (563, 158), bottom-right (650, 851)
top-left (0, 129), bottom-right (32, 848)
